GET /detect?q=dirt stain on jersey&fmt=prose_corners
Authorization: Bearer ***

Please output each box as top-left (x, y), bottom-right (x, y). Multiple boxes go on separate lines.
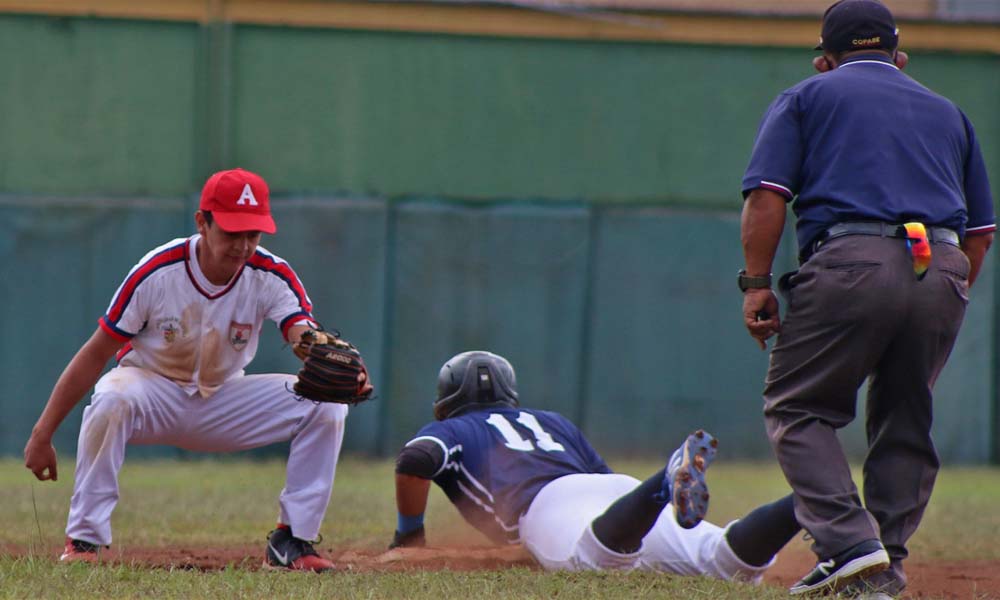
top-left (198, 328), bottom-right (227, 397)
top-left (154, 304), bottom-right (201, 386)
top-left (103, 367), bottom-right (153, 393)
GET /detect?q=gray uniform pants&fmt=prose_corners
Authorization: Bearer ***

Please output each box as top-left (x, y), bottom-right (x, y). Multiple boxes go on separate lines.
top-left (763, 234), bottom-right (970, 562)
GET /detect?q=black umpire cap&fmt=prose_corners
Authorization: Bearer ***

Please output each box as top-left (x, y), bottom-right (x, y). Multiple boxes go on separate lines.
top-left (815, 0), bottom-right (899, 53)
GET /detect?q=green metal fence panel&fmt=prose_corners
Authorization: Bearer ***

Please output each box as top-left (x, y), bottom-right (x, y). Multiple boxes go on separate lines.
top-left (228, 28), bottom-right (807, 205)
top-left (381, 201), bottom-right (591, 453)
top-left (580, 207), bottom-right (785, 457)
top-left (1, 15), bottom-right (996, 206)
top-left (0, 197), bottom-right (188, 456)
top-left (226, 28), bottom-right (1000, 209)
top-left (0, 15), bottom-right (200, 195)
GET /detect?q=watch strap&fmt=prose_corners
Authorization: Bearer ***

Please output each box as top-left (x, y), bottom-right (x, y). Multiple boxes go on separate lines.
top-left (738, 270), bottom-right (772, 291)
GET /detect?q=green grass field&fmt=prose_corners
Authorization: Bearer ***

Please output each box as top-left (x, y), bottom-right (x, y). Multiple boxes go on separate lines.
top-left (1, 456), bottom-right (998, 599)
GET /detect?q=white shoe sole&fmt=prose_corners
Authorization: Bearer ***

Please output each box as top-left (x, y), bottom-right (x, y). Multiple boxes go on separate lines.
top-left (671, 430), bottom-right (717, 529)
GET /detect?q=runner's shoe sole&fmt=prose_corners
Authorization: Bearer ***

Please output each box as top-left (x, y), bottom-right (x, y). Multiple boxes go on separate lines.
top-left (670, 429), bottom-right (718, 529)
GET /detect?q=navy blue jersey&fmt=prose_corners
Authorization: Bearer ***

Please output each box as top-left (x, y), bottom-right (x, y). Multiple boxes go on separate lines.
top-left (408, 406), bottom-right (612, 544)
top-left (742, 53), bottom-right (995, 254)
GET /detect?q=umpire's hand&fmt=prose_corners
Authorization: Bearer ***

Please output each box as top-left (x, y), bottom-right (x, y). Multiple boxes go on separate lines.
top-left (743, 288), bottom-right (781, 350)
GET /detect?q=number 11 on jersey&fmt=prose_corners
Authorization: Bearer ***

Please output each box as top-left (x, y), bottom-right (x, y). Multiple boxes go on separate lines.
top-left (486, 412), bottom-right (566, 452)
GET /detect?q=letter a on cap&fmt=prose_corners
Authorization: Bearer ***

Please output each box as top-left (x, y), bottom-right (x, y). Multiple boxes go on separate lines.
top-left (237, 183), bottom-right (259, 206)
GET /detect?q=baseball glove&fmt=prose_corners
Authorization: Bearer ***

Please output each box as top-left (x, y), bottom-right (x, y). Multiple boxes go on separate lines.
top-left (292, 330), bottom-right (374, 405)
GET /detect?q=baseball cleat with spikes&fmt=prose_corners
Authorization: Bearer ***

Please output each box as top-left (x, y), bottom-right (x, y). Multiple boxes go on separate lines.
top-left (59, 537), bottom-right (101, 563)
top-left (264, 524), bottom-right (335, 572)
top-left (663, 429), bottom-right (718, 529)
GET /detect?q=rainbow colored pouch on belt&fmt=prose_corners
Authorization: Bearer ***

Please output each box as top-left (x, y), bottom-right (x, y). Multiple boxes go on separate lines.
top-left (903, 222), bottom-right (931, 279)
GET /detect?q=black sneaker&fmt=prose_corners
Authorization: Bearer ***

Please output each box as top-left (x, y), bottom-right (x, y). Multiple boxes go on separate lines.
top-left (263, 524), bottom-right (335, 572)
top-left (790, 539), bottom-right (890, 595)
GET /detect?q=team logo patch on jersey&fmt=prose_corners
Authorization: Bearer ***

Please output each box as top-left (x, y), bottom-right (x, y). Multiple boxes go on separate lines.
top-left (229, 322), bottom-right (252, 351)
top-left (157, 318), bottom-right (182, 344)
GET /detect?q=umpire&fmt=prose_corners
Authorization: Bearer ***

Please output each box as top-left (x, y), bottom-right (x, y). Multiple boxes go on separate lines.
top-left (738, 0), bottom-right (995, 596)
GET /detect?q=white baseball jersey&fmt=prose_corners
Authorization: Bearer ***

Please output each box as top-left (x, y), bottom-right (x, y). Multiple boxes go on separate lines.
top-left (99, 235), bottom-right (314, 397)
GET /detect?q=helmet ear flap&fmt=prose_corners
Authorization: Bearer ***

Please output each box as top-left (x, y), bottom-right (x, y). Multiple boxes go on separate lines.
top-left (434, 357), bottom-right (481, 420)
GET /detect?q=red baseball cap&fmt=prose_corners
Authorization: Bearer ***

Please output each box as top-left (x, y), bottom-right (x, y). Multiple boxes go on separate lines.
top-left (199, 168), bottom-right (276, 234)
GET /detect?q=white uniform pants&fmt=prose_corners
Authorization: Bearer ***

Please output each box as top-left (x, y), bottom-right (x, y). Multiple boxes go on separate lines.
top-left (66, 366), bottom-right (348, 546)
top-left (519, 473), bottom-right (770, 582)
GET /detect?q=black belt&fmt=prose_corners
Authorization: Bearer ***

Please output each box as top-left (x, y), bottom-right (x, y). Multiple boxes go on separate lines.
top-left (803, 221), bottom-right (960, 262)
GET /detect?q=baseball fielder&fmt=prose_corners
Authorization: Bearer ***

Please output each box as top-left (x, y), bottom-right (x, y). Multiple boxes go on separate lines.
top-left (390, 351), bottom-right (801, 581)
top-left (24, 168), bottom-right (350, 572)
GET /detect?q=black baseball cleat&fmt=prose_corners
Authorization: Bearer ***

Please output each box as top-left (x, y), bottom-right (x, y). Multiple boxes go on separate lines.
top-left (264, 524), bottom-right (335, 572)
top-left (661, 429), bottom-right (718, 529)
top-left (790, 539), bottom-right (890, 595)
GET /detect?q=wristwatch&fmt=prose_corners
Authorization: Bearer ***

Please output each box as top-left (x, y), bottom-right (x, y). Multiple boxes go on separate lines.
top-left (737, 269), bottom-right (772, 292)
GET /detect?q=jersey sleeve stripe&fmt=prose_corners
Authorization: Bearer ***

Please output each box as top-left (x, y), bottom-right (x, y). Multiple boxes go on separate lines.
top-left (279, 312), bottom-right (314, 339)
top-left (406, 436), bottom-right (451, 478)
top-left (758, 180), bottom-right (794, 198)
top-left (458, 462), bottom-right (495, 503)
top-left (105, 243), bottom-right (187, 327)
top-left (454, 479), bottom-right (520, 542)
top-left (98, 316), bottom-right (133, 342)
top-left (115, 342), bottom-right (133, 363)
top-left (248, 250), bottom-right (314, 314)
top-left (966, 223), bottom-right (997, 234)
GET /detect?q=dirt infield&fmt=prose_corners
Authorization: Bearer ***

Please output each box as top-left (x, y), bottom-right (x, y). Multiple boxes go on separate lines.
top-left (8, 543), bottom-right (999, 598)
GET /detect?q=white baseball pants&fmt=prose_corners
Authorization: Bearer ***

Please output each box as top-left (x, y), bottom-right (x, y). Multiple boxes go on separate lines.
top-left (66, 366), bottom-right (347, 546)
top-left (519, 473), bottom-right (770, 582)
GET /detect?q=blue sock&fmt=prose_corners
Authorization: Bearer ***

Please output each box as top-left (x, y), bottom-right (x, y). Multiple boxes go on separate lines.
top-left (397, 513), bottom-right (425, 535)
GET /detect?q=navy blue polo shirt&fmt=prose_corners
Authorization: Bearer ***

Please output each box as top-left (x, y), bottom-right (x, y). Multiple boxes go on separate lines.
top-left (742, 53), bottom-right (995, 254)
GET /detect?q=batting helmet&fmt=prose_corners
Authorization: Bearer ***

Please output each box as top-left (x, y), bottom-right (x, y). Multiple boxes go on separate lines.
top-left (433, 351), bottom-right (519, 421)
